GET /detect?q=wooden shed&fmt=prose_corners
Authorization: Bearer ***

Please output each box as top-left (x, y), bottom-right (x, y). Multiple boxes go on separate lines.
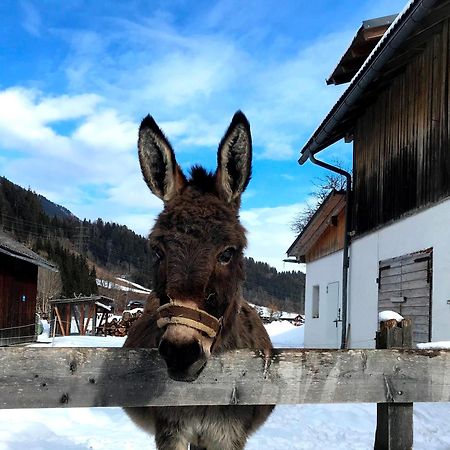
top-left (49, 295), bottom-right (115, 337)
top-left (0, 231), bottom-right (56, 346)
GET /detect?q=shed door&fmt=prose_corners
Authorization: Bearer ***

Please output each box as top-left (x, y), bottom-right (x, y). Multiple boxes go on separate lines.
top-left (378, 249), bottom-right (432, 345)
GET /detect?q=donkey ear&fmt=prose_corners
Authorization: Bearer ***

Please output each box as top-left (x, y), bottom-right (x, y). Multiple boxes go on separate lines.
top-left (216, 111), bottom-right (252, 205)
top-left (138, 115), bottom-right (186, 202)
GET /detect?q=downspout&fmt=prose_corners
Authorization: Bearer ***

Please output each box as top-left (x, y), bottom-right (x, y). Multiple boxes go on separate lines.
top-left (309, 152), bottom-right (352, 350)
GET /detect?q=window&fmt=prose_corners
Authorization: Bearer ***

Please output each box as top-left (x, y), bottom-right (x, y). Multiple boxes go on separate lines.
top-left (312, 285), bottom-right (320, 318)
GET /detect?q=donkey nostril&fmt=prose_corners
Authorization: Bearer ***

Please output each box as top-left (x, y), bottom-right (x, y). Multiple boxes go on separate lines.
top-left (159, 340), bottom-right (202, 372)
top-left (158, 339), bottom-right (171, 360)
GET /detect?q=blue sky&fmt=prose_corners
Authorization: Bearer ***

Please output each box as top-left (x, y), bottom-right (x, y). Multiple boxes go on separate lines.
top-left (0, 0), bottom-right (406, 270)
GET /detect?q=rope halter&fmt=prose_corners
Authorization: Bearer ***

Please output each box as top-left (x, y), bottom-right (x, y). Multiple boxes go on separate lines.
top-left (156, 301), bottom-right (221, 339)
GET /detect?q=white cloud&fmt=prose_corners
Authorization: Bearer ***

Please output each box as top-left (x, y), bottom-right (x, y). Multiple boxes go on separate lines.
top-left (73, 109), bottom-right (136, 152)
top-left (50, 14), bottom-right (351, 162)
top-left (241, 203), bottom-right (306, 272)
top-left (0, 87), bottom-right (152, 221)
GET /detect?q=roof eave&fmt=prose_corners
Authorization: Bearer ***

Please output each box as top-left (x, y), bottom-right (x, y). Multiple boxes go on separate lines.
top-left (0, 247), bottom-right (58, 272)
top-left (299, 0), bottom-right (439, 164)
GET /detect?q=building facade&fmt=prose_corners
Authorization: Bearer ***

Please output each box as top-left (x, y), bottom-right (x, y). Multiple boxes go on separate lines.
top-left (288, 0), bottom-right (450, 348)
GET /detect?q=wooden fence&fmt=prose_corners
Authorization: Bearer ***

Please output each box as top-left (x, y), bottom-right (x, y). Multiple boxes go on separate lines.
top-left (1, 345), bottom-right (449, 449)
top-left (1, 347), bottom-right (450, 409)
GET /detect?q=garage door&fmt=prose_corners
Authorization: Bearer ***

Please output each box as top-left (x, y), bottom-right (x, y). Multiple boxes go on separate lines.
top-left (378, 249), bottom-right (432, 345)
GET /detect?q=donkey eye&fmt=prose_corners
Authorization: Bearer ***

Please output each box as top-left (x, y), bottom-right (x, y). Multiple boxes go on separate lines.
top-left (218, 247), bottom-right (236, 265)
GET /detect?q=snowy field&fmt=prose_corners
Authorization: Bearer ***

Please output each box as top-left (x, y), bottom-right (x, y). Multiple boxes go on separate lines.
top-left (1, 322), bottom-right (450, 449)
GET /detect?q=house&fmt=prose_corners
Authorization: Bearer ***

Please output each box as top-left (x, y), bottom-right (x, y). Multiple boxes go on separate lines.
top-left (0, 231), bottom-right (56, 345)
top-left (287, 0), bottom-right (450, 348)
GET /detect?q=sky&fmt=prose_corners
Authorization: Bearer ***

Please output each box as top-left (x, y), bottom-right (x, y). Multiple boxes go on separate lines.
top-left (0, 0), bottom-right (406, 271)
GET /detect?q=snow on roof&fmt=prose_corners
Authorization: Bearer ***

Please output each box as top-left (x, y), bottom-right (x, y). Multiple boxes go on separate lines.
top-left (280, 312), bottom-right (300, 320)
top-left (123, 307), bottom-right (144, 315)
top-left (378, 310), bottom-right (404, 322)
top-left (95, 301), bottom-right (112, 311)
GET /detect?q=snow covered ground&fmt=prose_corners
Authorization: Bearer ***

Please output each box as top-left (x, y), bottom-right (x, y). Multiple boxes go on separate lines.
top-left (1, 323), bottom-right (450, 449)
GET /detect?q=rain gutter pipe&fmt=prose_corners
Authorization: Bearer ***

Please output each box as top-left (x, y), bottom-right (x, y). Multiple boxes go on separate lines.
top-left (309, 153), bottom-right (352, 349)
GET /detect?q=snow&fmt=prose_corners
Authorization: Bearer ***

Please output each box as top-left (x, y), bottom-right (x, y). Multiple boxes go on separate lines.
top-left (96, 278), bottom-right (151, 295)
top-left (417, 341), bottom-right (450, 350)
top-left (123, 307), bottom-right (144, 315)
top-left (115, 277), bottom-right (152, 293)
top-left (378, 310), bottom-right (404, 322)
top-left (265, 320), bottom-right (304, 348)
top-left (1, 322), bottom-right (450, 449)
top-left (95, 301), bottom-right (112, 311)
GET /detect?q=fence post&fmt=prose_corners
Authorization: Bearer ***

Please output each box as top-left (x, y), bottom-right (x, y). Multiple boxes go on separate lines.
top-left (374, 318), bottom-right (413, 450)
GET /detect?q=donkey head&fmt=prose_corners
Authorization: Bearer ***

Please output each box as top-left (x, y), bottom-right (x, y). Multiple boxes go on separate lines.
top-left (139, 111), bottom-right (251, 381)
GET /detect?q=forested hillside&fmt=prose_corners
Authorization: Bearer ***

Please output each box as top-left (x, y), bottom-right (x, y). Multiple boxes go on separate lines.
top-left (0, 176), bottom-right (305, 313)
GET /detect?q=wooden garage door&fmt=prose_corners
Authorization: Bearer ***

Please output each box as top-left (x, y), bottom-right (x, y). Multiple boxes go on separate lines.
top-left (378, 249), bottom-right (432, 345)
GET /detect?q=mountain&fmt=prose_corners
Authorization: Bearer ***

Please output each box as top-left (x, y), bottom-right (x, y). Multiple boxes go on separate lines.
top-left (38, 194), bottom-right (75, 220)
top-left (0, 176), bottom-right (305, 313)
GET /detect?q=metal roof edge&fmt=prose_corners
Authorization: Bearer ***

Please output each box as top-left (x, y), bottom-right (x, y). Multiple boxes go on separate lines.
top-left (0, 247), bottom-right (58, 272)
top-left (299, 0), bottom-right (439, 164)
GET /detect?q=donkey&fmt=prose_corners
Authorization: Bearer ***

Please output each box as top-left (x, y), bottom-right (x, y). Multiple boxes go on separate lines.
top-left (124, 111), bottom-right (274, 450)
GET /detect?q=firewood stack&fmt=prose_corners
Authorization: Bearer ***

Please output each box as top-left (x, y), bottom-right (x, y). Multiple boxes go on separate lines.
top-left (102, 309), bottom-right (143, 337)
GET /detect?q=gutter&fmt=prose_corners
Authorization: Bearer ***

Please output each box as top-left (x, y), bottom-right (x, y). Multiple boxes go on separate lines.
top-left (299, 0), bottom-right (439, 164)
top-left (309, 153), bottom-right (352, 349)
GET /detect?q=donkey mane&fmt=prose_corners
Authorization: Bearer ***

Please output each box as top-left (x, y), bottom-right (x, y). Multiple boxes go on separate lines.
top-left (187, 165), bottom-right (217, 194)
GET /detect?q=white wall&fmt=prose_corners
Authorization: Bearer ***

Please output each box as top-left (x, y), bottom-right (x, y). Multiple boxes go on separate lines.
top-left (304, 250), bottom-right (343, 348)
top-left (304, 198), bottom-right (450, 349)
top-left (349, 198), bottom-right (450, 348)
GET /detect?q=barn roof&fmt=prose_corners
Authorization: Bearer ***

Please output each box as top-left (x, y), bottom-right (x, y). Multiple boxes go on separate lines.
top-left (299, 0), bottom-right (445, 163)
top-left (0, 230), bottom-right (57, 271)
top-left (326, 14), bottom-right (397, 86)
top-left (286, 190), bottom-right (346, 263)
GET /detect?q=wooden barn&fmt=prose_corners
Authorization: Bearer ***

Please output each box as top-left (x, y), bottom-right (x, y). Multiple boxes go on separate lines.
top-left (288, 0), bottom-right (450, 348)
top-left (0, 231), bottom-right (56, 346)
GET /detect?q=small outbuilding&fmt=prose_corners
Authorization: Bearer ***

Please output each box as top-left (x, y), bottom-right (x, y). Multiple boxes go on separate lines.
top-left (0, 231), bottom-right (56, 346)
top-left (49, 295), bottom-right (115, 337)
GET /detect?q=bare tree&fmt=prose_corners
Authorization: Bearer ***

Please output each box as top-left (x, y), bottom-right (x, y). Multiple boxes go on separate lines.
top-left (291, 160), bottom-right (350, 235)
top-left (37, 267), bottom-right (62, 316)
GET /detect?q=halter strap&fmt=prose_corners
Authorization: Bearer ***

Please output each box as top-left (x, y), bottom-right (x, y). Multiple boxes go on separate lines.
top-left (156, 302), bottom-right (221, 338)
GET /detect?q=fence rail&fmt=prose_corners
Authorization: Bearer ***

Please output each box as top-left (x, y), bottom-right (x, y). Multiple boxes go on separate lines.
top-left (1, 347), bottom-right (450, 409)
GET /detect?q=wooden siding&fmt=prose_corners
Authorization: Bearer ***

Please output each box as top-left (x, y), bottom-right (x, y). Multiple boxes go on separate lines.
top-left (288, 191), bottom-right (346, 263)
top-left (353, 19), bottom-right (450, 235)
top-left (378, 249), bottom-right (432, 345)
top-left (0, 253), bottom-right (37, 345)
top-left (305, 209), bottom-right (345, 263)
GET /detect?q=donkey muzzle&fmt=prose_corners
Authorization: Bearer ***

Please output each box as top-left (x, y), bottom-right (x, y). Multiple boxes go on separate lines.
top-left (156, 303), bottom-right (221, 338)
top-left (156, 302), bottom-right (221, 381)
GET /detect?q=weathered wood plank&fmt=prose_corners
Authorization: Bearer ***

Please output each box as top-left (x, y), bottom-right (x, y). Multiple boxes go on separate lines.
top-left (379, 288), bottom-right (431, 301)
top-left (379, 279), bottom-right (429, 293)
top-left (379, 269), bottom-right (429, 285)
top-left (1, 348), bottom-right (450, 410)
top-left (379, 297), bottom-right (430, 308)
top-left (375, 319), bottom-right (414, 449)
top-left (375, 403), bottom-right (414, 450)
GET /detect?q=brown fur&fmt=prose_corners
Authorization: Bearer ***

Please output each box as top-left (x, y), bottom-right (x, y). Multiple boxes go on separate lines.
top-left (124, 112), bottom-right (274, 450)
